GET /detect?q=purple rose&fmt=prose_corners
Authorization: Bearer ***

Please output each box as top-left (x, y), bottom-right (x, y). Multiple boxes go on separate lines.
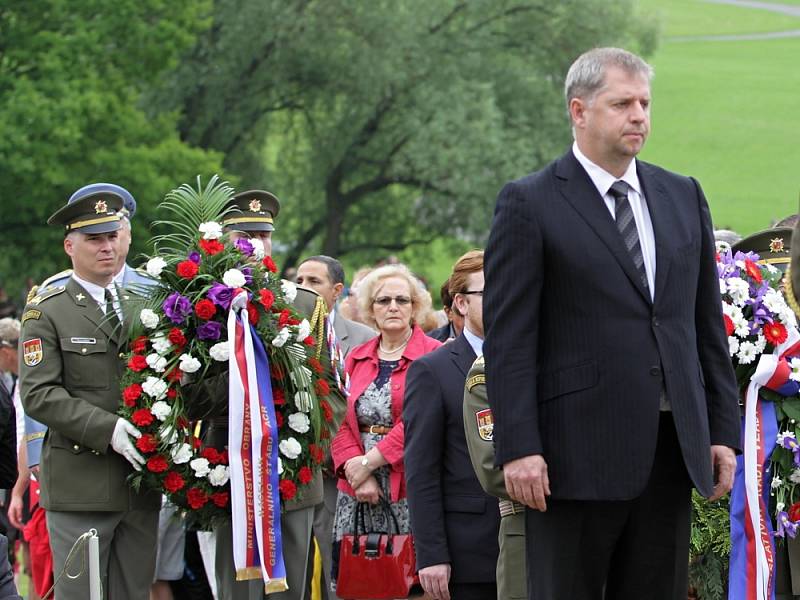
top-left (197, 321), bottom-right (223, 341)
top-left (162, 292), bottom-right (192, 325)
top-left (207, 282), bottom-right (234, 310)
top-left (242, 266), bottom-right (253, 284)
top-left (188, 251), bottom-right (202, 264)
top-left (235, 238), bottom-right (254, 257)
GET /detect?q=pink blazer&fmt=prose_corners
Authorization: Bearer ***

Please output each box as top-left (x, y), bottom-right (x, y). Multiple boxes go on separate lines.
top-left (331, 325), bottom-right (441, 502)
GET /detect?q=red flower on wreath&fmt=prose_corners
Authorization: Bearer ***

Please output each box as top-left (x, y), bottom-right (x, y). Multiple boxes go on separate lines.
top-left (298, 466), bottom-right (313, 485)
top-left (247, 302), bottom-right (259, 325)
top-left (744, 259), bottom-right (763, 284)
top-left (199, 238), bottom-right (224, 256)
top-left (315, 379), bottom-right (330, 397)
top-left (136, 434), bottom-right (158, 454)
top-left (278, 309), bottom-right (291, 328)
top-left (320, 400), bottom-right (333, 423)
top-left (275, 412), bottom-right (284, 428)
top-left (765, 321), bottom-right (788, 346)
top-left (131, 408), bottom-right (155, 427)
top-left (308, 357), bottom-right (323, 374)
top-left (131, 336), bottom-right (148, 354)
top-left (168, 328), bottom-right (187, 348)
top-left (187, 487), bottom-right (209, 509)
top-left (122, 383), bottom-right (143, 407)
top-left (259, 289), bottom-right (275, 310)
top-left (195, 299), bottom-right (216, 320)
top-left (211, 492), bottom-right (230, 508)
top-left (147, 455), bottom-right (169, 473)
top-left (273, 388), bottom-right (285, 406)
top-left (263, 256), bottom-right (278, 273)
top-left (279, 479), bottom-right (297, 501)
top-left (309, 444), bottom-right (324, 465)
top-left (166, 367), bottom-right (183, 383)
top-left (201, 447), bottom-right (226, 465)
top-left (128, 355), bottom-right (148, 372)
top-left (303, 336), bottom-right (315, 346)
top-left (167, 388), bottom-right (178, 400)
top-left (723, 314), bottom-right (734, 337)
top-left (177, 260), bottom-right (200, 279)
top-left (164, 471), bottom-right (186, 493)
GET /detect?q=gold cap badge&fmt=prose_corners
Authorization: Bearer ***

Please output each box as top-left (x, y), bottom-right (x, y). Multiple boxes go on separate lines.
top-left (770, 237), bottom-right (785, 253)
top-left (94, 199), bottom-right (108, 214)
top-left (249, 199), bottom-right (262, 212)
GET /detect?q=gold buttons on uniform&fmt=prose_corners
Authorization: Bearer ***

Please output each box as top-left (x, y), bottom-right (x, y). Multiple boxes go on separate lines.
top-left (119, 353), bottom-right (124, 358)
top-left (81, 348), bottom-right (87, 354)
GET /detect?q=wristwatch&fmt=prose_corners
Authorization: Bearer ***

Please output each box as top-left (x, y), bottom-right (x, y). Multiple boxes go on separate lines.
top-left (360, 456), bottom-right (370, 468)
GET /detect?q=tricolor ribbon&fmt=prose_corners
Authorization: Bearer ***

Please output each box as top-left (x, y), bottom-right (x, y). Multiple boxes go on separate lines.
top-left (730, 327), bottom-right (800, 600)
top-left (227, 291), bottom-right (287, 593)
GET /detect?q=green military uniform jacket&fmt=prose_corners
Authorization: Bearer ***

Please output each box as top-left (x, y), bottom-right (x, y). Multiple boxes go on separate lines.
top-left (187, 285), bottom-right (341, 512)
top-left (19, 278), bottom-right (160, 512)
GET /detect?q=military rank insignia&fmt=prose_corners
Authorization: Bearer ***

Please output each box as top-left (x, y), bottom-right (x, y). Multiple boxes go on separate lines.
top-left (249, 199), bottom-right (262, 212)
top-left (475, 408), bottom-right (494, 442)
top-left (23, 338), bottom-right (43, 367)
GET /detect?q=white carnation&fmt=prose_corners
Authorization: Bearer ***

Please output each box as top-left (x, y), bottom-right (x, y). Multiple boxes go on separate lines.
top-left (159, 425), bottom-right (179, 445)
top-left (150, 400), bottom-right (171, 422)
top-left (726, 278), bottom-right (750, 306)
top-left (146, 353), bottom-right (167, 373)
top-left (279, 437), bottom-right (302, 460)
top-left (250, 238), bottom-right (266, 260)
top-left (294, 391), bottom-right (313, 412)
top-left (296, 319), bottom-right (311, 341)
top-left (272, 327), bottom-right (291, 348)
top-left (288, 412), bottom-right (310, 434)
top-left (278, 458), bottom-right (284, 475)
top-left (142, 376), bottom-right (168, 400)
top-left (281, 280), bottom-right (297, 303)
top-left (151, 334), bottom-right (172, 355)
top-left (223, 268), bottom-right (246, 288)
top-left (190, 458), bottom-right (211, 478)
top-left (208, 465), bottom-right (230, 487)
top-left (199, 221), bottom-right (223, 240)
top-left (145, 257), bottom-right (167, 278)
top-left (140, 309), bottom-right (159, 329)
top-left (178, 353), bottom-right (201, 374)
top-left (209, 342), bottom-right (229, 362)
top-left (171, 443), bottom-right (192, 465)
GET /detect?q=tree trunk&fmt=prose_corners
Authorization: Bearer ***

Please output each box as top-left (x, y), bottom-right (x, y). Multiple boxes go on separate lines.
top-left (321, 190), bottom-right (345, 257)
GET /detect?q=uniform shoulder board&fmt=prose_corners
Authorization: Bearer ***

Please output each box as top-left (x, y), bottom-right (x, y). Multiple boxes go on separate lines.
top-left (39, 269), bottom-right (73, 289)
top-left (25, 285), bottom-right (39, 305)
top-left (28, 284), bottom-right (67, 306)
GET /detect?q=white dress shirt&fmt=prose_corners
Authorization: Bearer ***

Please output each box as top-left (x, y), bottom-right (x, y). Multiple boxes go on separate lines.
top-left (71, 274), bottom-right (121, 318)
top-left (463, 325), bottom-right (484, 358)
top-left (573, 142), bottom-right (657, 301)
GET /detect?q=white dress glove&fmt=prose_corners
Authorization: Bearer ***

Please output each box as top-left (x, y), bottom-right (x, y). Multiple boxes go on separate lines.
top-left (111, 418), bottom-right (145, 471)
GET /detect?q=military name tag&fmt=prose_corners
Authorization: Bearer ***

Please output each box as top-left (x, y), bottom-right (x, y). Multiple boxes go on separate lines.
top-left (22, 309), bottom-right (41, 323)
top-left (70, 337), bottom-right (97, 344)
top-left (475, 408), bottom-right (494, 442)
top-left (23, 338), bottom-right (43, 367)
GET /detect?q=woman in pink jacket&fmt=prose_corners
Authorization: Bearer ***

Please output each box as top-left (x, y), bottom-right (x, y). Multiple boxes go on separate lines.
top-left (330, 263), bottom-right (441, 593)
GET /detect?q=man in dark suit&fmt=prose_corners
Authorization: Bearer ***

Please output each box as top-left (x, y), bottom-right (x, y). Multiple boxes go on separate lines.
top-left (483, 47), bottom-right (740, 600)
top-left (428, 279), bottom-right (463, 343)
top-left (405, 250), bottom-right (500, 600)
top-left (296, 255), bottom-right (375, 600)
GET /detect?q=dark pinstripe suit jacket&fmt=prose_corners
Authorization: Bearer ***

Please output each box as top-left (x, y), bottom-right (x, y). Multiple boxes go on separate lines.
top-left (483, 149), bottom-right (741, 500)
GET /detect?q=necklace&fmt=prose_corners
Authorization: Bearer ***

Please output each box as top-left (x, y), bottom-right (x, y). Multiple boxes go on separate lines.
top-left (379, 330), bottom-right (412, 355)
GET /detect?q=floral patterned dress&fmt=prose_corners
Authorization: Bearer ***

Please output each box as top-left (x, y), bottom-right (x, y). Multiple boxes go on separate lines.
top-left (330, 359), bottom-right (411, 588)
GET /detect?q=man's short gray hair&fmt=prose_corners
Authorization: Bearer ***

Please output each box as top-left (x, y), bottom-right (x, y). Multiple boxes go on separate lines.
top-left (0, 318), bottom-right (20, 347)
top-left (565, 47), bottom-right (653, 109)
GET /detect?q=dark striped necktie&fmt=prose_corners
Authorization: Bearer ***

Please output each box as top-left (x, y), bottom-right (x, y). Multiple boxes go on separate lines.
top-left (608, 180), bottom-right (649, 293)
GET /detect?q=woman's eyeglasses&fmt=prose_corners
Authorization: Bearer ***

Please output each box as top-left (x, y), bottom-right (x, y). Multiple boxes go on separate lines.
top-left (373, 296), bottom-right (412, 307)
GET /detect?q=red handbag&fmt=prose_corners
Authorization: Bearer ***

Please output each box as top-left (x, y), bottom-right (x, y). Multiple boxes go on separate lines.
top-left (336, 499), bottom-right (417, 599)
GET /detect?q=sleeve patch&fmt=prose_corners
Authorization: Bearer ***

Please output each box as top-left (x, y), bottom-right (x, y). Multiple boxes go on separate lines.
top-left (476, 408), bottom-right (494, 442)
top-left (22, 309), bottom-right (41, 323)
top-left (22, 338), bottom-right (43, 367)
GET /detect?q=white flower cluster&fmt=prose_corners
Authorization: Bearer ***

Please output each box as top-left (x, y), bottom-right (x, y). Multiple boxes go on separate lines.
top-left (296, 319), bottom-right (311, 342)
top-left (250, 238), bottom-right (266, 260)
top-left (725, 277), bottom-right (750, 307)
top-left (140, 309), bottom-right (159, 329)
top-left (199, 221), bottom-right (223, 240)
top-left (288, 412), bottom-right (310, 434)
top-left (171, 443), bottom-right (192, 465)
top-left (150, 400), bottom-right (171, 421)
top-left (146, 257), bottom-right (167, 278)
top-left (790, 358), bottom-right (800, 383)
top-left (273, 327), bottom-right (291, 348)
top-left (142, 376), bottom-right (168, 400)
top-left (151, 335), bottom-right (172, 355)
top-left (179, 353), bottom-right (201, 374)
top-left (281, 280), bottom-right (297, 303)
top-left (223, 268), bottom-right (246, 288)
top-left (146, 353), bottom-right (167, 373)
top-left (189, 457), bottom-right (230, 486)
top-left (279, 437), bottom-right (302, 460)
top-left (209, 342), bottom-right (229, 362)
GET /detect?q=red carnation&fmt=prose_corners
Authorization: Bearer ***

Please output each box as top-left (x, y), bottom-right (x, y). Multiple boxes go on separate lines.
top-left (320, 400), bottom-right (333, 423)
top-left (303, 336), bottom-right (315, 346)
top-left (211, 491), bottom-right (230, 508)
top-left (279, 479), bottom-right (297, 501)
top-left (298, 466), bottom-right (313, 485)
top-left (309, 444), bottom-right (324, 465)
top-left (308, 358), bottom-right (323, 374)
top-left (136, 434), bottom-right (158, 454)
top-left (131, 336), bottom-right (148, 354)
top-left (176, 260), bottom-right (199, 279)
top-left (199, 239), bottom-right (224, 256)
top-left (259, 289), bottom-right (275, 310)
top-left (167, 388), bottom-right (178, 399)
top-left (764, 321), bottom-right (788, 346)
top-left (177, 417), bottom-right (190, 430)
top-left (195, 299), bottom-right (216, 320)
top-left (315, 379), bottom-right (330, 397)
top-left (247, 303), bottom-right (259, 325)
top-left (263, 256), bottom-right (278, 273)
top-left (275, 412), bottom-right (284, 428)
top-left (320, 428), bottom-right (330, 440)
top-left (187, 487), bottom-right (209, 509)
top-left (278, 310), bottom-right (291, 328)
top-left (218, 450), bottom-right (228, 465)
top-left (128, 354), bottom-right (148, 372)
top-left (164, 471), bottom-right (186, 493)
top-left (131, 408), bottom-right (154, 427)
top-left (123, 383), bottom-right (143, 407)
top-left (744, 259), bottom-right (763, 284)
top-left (790, 501), bottom-right (800, 523)
top-left (168, 328), bottom-right (187, 348)
top-left (146, 455), bottom-right (169, 473)
top-left (273, 388), bottom-right (286, 406)
top-left (723, 314), bottom-right (734, 337)
top-left (201, 447), bottom-right (222, 464)
top-left (192, 437), bottom-right (202, 449)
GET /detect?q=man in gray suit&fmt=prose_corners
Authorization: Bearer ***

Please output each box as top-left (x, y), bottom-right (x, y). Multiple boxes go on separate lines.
top-left (296, 255), bottom-right (375, 600)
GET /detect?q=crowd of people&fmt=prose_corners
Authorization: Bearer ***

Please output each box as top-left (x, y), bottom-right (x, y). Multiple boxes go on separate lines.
top-left (2, 45), bottom-right (798, 600)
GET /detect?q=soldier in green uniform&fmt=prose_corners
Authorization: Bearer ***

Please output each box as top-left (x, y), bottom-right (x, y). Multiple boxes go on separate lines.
top-left (188, 190), bottom-right (336, 600)
top-left (462, 355), bottom-right (527, 600)
top-left (19, 191), bottom-right (161, 600)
